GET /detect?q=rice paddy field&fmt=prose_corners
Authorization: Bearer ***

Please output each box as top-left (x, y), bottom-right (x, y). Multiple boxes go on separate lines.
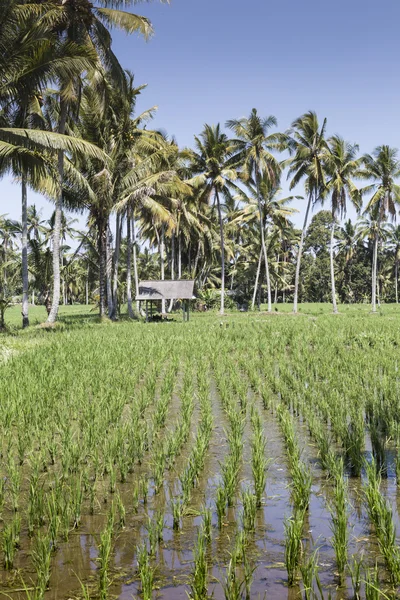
top-left (1, 304), bottom-right (400, 599)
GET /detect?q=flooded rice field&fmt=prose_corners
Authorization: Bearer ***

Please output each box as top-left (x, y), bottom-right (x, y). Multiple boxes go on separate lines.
top-left (0, 313), bottom-right (400, 599)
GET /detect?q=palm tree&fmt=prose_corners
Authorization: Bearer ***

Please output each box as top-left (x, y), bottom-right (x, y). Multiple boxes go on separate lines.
top-left (387, 224), bottom-right (400, 303)
top-left (323, 136), bottom-right (361, 313)
top-left (287, 111), bottom-right (328, 313)
top-left (358, 146), bottom-right (400, 312)
top-left (190, 124), bottom-right (238, 314)
top-left (337, 218), bottom-right (359, 300)
top-left (357, 209), bottom-right (390, 309)
top-left (233, 179), bottom-right (298, 310)
top-left (226, 109), bottom-right (282, 311)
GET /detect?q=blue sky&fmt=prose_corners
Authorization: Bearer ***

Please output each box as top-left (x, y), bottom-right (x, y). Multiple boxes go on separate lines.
top-left (2, 0), bottom-right (400, 230)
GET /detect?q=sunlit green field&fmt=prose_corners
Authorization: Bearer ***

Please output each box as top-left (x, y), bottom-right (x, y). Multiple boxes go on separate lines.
top-left (0, 304), bottom-right (400, 599)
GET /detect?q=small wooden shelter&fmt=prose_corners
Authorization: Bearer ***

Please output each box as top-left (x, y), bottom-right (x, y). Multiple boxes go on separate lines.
top-left (136, 280), bottom-right (195, 322)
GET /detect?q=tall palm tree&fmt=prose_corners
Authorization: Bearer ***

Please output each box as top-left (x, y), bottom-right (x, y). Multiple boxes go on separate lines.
top-left (337, 218), bottom-right (359, 300)
top-left (358, 145), bottom-right (400, 312)
top-left (226, 109), bottom-right (282, 311)
top-left (323, 136), bottom-right (361, 313)
top-left (357, 209), bottom-right (390, 309)
top-left (387, 224), bottom-right (400, 303)
top-left (287, 111), bottom-right (328, 313)
top-left (233, 179), bottom-right (298, 309)
top-left (190, 124), bottom-right (238, 314)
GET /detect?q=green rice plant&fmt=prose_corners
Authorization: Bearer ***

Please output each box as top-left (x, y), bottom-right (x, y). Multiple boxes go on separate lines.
top-left (300, 548), bottom-right (320, 600)
top-left (328, 473), bottom-right (348, 582)
top-left (242, 550), bottom-right (255, 600)
top-left (108, 463), bottom-right (117, 494)
top-left (349, 554), bottom-right (363, 600)
top-left (188, 527), bottom-right (208, 600)
top-left (97, 507), bottom-right (114, 600)
top-left (146, 517), bottom-right (159, 557)
top-left (8, 458), bottom-right (21, 512)
top-left (364, 459), bottom-right (400, 586)
top-left (137, 542), bottom-right (155, 600)
top-left (116, 492), bottom-right (126, 528)
top-left (202, 506), bottom-right (212, 542)
top-left (221, 552), bottom-right (244, 600)
top-left (284, 511), bottom-right (304, 586)
top-left (364, 563), bottom-right (390, 600)
top-left (251, 424), bottom-right (268, 508)
top-left (291, 461), bottom-right (312, 513)
top-left (132, 481), bottom-right (140, 513)
top-left (71, 475), bottom-right (83, 529)
top-left (171, 498), bottom-right (183, 531)
top-left (141, 476), bottom-right (149, 505)
top-left (240, 488), bottom-right (257, 533)
top-left (215, 485), bottom-right (227, 530)
top-left (46, 493), bottom-right (61, 551)
top-left (222, 456), bottom-right (240, 507)
top-left (31, 532), bottom-right (52, 594)
top-left (2, 521), bottom-right (16, 569)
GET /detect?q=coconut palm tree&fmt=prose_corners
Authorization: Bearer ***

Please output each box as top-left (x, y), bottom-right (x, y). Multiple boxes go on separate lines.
top-left (233, 178), bottom-right (298, 309)
top-left (287, 111), bottom-right (328, 313)
top-left (190, 124), bottom-right (238, 314)
top-left (226, 109), bottom-right (282, 311)
top-left (323, 136), bottom-right (361, 313)
top-left (357, 209), bottom-right (390, 309)
top-left (357, 146), bottom-right (400, 312)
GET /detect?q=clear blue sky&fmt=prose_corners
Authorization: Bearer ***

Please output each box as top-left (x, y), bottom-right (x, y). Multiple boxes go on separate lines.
top-left (2, 0), bottom-right (400, 230)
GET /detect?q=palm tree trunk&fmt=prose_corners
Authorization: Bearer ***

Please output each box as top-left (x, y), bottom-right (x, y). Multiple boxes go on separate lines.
top-left (126, 207), bottom-right (134, 318)
top-left (61, 253), bottom-right (65, 305)
top-left (256, 175), bottom-right (272, 312)
top-left (330, 222), bottom-right (338, 314)
top-left (98, 219), bottom-right (107, 318)
top-left (395, 259), bottom-right (398, 304)
top-left (178, 233), bottom-right (182, 279)
top-left (168, 233), bottom-right (175, 312)
top-left (132, 215), bottom-right (140, 314)
top-left (85, 267), bottom-right (89, 306)
top-left (106, 223), bottom-right (113, 317)
top-left (293, 191), bottom-right (313, 314)
top-left (21, 173), bottom-right (29, 328)
top-left (251, 248), bottom-right (263, 311)
top-left (32, 290), bottom-right (35, 306)
top-left (111, 213), bottom-right (122, 320)
top-left (215, 189), bottom-right (225, 314)
top-left (47, 100), bottom-right (67, 324)
top-left (372, 234), bottom-right (378, 313)
top-left (160, 223), bottom-right (166, 314)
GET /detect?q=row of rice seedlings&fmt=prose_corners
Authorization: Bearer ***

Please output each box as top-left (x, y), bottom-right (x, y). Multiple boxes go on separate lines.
top-left (327, 461), bottom-right (349, 584)
top-left (249, 406), bottom-right (269, 508)
top-left (213, 357), bottom-right (245, 527)
top-left (179, 359), bottom-right (213, 507)
top-left (188, 525), bottom-right (209, 600)
top-left (363, 459), bottom-right (400, 587)
top-left (136, 542), bottom-right (156, 600)
top-left (221, 529), bottom-right (256, 600)
top-left (276, 404), bottom-right (312, 513)
top-left (170, 358), bottom-right (212, 529)
top-left (97, 504), bottom-right (115, 600)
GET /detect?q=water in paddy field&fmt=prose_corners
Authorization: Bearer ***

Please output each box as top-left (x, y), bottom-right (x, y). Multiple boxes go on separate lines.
top-left (1, 311), bottom-right (400, 599)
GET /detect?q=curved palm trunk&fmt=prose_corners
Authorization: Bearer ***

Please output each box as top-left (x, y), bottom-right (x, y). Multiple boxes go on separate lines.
top-left (330, 223), bottom-right (338, 314)
top-left (47, 101), bottom-right (67, 324)
top-left (251, 248), bottom-right (263, 310)
top-left (126, 207), bottom-right (134, 318)
top-left (395, 258), bottom-right (398, 304)
top-left (215, 189), bottom-right (225, 315)
top-left (371, 234), bottom-right (378, 313)
top-left (293, 191), bottom-right (313, 314)
top-left (21, 173), bottom-right (29, 328)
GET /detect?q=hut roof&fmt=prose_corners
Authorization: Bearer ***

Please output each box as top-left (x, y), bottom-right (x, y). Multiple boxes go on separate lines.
top-left (136, 280), bottom-right (195, 301)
